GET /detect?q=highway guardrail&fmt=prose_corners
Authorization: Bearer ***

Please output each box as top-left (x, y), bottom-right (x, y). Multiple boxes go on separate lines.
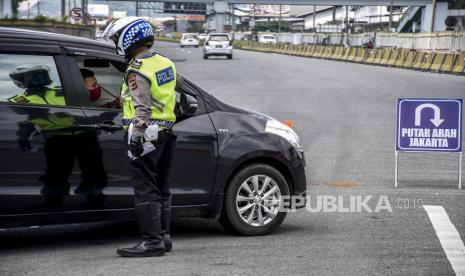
top-left (237, 41), bottom-right (465, 76)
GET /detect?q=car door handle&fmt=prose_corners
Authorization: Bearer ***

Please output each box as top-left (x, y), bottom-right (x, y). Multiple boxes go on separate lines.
top-left (83, 121), bottom-right (123, 132)
top-left (96, 123), bottom-right (123, 132)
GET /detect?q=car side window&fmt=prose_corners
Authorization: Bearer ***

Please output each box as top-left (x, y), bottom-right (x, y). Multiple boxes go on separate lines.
top-left (72, 56), bottom-right (124, 109)
top-left (0, 53), bottom-right (65, 106)
top-left (176, 81), bottom-right (207, 116)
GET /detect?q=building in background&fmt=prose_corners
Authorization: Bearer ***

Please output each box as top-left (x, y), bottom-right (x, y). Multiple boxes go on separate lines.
top-left (88, 4), bottom-right (109, 27)
top-left (0, 0), bottom-right (13, 18)
top-left (297, 5), bottom-right (405, 33)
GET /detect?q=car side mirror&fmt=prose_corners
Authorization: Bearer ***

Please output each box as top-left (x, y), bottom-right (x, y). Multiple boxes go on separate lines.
top-left (229, 40), bottom-right (233, 46)
top-left (180, 93), bottom-right (198, 116)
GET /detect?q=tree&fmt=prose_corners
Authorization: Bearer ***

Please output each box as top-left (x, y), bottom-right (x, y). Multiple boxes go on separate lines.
top-left (12, 0), bottom-right (26, 19)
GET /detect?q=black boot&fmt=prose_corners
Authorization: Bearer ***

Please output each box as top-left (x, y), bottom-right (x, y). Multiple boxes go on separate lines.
top-left (117, 202), bottom-right (165, 257)
top-left (161, 196), bottom-right (172, 252)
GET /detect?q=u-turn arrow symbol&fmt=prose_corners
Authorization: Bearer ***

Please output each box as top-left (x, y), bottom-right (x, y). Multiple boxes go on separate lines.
top-left (414, 103), bottom-right (444, 127)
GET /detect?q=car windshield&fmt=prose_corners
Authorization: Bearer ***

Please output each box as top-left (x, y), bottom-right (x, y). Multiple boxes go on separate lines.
top-left (184, 34), bottom-right (197, 39)
top-left (209, 35), bottom-right (229, 42)
top-left (264, 36), bottom-right (275, 39)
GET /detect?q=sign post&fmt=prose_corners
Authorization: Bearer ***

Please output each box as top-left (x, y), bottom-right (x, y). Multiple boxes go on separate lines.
top-left (396, 99), bottom-right (463, 188)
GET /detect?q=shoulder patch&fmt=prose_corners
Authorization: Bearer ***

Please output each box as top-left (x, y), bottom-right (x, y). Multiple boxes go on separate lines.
top-left (130, 60), bottom-right (142, 70)
top-left (128, 74), bottom-right (138, 91)
top-left (8, 94), bottom-right (29, 104)
top-left (155, 67), bottom-right (175, 86)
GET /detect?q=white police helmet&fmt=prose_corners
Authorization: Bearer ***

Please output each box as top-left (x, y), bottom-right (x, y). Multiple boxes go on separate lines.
top-left (9, 65), bottom-right (52, 89)
top-left (103, 17), bottom-right (154, 57)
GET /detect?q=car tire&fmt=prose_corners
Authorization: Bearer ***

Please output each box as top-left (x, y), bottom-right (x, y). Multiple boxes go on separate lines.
top-left (219, 163), bottom-right (289, 236)
top-left (180, 45), bottom-right (184, 48)
top-left (227, 54), bottom-right (233, 60)
top-left (203, 54), bottom-right (208, 59)
top-left (195, 45), bottom-right (199, 48)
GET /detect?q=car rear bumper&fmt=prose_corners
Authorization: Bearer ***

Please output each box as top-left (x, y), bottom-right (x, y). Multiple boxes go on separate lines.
top-left (204, 47), bottom-right (233, 55)
top-left (181, 41), bottom-right (199, 46)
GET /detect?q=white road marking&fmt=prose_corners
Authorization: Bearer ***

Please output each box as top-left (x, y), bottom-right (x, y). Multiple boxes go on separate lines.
top-left (424, 205), bottom-right (465, 275)
top-left (187, 51), bottom-right (192, 54)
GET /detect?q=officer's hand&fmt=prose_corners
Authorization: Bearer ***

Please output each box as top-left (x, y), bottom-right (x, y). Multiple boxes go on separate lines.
top-left (129, 134), bottom-right (144, 157)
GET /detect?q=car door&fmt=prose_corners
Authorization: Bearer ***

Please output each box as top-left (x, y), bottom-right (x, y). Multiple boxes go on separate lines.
top-left (64, 47), bottom-right (218, 207)
top-left (0, 41), bottom-right (92, 217)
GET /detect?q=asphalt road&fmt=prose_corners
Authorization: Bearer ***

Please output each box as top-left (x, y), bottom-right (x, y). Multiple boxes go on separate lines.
top-left (1, 42), bottom-right (464, 276)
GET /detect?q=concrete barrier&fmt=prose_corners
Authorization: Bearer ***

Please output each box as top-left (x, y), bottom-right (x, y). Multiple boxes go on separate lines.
top-left (285, 45), bottom-right (293, 55)
top-left (451, 53), bottom-right (465, 74)
top-left (412, 52), bottom-right (426, 69)
top-left (332, 47), bottom-right (344, 60)
top-left (420, 52), bottom-right (436, 71)
top-left (373, 49), bottom-right (387, 65)
top-left (304, 45), bottom-right (315, 57)
top-left (298, 45), bottom-right (307, 56)
top-left (365, 49), bottom-right (379, 64)
top-left (346, 48), bottom-right (358, 62)
top-left (430, 53), bottom-right (446, 72)
top-left (237, 41), bottom-right (464, 75)
top-left (339, 47), bottom-right (351, 61)
top-left (387, 49), bottom-right (401, 66)
top-left (394, 49), bottom-right (409, 67)
top-left (322, 47), bottom-right (334, 59)
top-left (439, 53), bottom-right (457, 73)
top-left (401, 50), bottom-right (417, 68)
top-left (312, 46), bottom-right (324, 58)
top-left (354, 48), bottom-right (367, 63)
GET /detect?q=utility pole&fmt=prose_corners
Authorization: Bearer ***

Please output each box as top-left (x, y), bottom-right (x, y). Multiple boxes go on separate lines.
top-left (232, 4), bottom-right (235, 31)
top-left (278, 4), bottom-right (281, 33)
top-left (379, 5), bottom-right (383, 31)
top-left (345, 5), bottom-right (349, 46)
top-left (136, 0), bottom-right (139, 17)
top-left (388, 0), bottom-right (394, 31)
top-left (313, 5), bottom-right (316, 31)
top-left (61, 0), bottom-right (66, 21)
top-left (430, 0), bottom-right (437, 32)
top-left (37, 0), bottom-right (41, 16)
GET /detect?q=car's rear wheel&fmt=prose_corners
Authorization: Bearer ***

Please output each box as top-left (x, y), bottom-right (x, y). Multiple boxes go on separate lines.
top-left (203, 54), bottom-right (208, 59)
top-left (219, 163), bottom-right (289, 236)
top-left (227, 54), bottom-right (233, 59)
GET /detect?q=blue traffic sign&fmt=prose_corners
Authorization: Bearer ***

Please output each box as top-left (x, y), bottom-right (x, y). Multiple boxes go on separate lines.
top-left (397, 99), bottom-right (462, 152)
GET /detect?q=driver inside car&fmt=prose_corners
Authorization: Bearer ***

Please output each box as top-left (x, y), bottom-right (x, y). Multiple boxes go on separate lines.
top-left (80, 68), bottom-right (121, 109)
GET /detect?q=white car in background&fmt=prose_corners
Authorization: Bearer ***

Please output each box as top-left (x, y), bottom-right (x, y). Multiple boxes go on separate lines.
top-left (203, 33), bottom-right (233, 60)
top-left (259, 34), bottom-right (277, 44)
top-left (180, 33), bottom-right (199, 48)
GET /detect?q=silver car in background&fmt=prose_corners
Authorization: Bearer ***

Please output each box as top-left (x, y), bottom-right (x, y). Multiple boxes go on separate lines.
top-left (203, 33), bottom-right (233, 60)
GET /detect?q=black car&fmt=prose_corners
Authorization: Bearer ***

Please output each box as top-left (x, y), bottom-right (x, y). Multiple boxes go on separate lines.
top-left (0, 27), bottom-right (307, 236)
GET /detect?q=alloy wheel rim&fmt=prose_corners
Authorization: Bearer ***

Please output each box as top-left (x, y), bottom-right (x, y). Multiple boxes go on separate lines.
top-left (236, 174), bottom-right (282, 227)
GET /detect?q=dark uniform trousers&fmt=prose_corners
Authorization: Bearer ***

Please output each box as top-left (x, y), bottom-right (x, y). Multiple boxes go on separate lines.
top-left (129, 128), bottom-right (177, 205)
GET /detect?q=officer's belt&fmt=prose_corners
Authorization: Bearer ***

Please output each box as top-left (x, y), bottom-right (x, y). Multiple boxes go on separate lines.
top-left (122, 119), bottom-right (174, 129)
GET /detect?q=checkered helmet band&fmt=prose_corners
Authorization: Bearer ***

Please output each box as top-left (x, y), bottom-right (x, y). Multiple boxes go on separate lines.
top-left (118, 20), bottom-right (154, 56)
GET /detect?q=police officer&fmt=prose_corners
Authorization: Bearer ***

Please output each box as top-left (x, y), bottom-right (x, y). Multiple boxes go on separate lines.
top-left (103, 17), bottom-right (178, 258)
